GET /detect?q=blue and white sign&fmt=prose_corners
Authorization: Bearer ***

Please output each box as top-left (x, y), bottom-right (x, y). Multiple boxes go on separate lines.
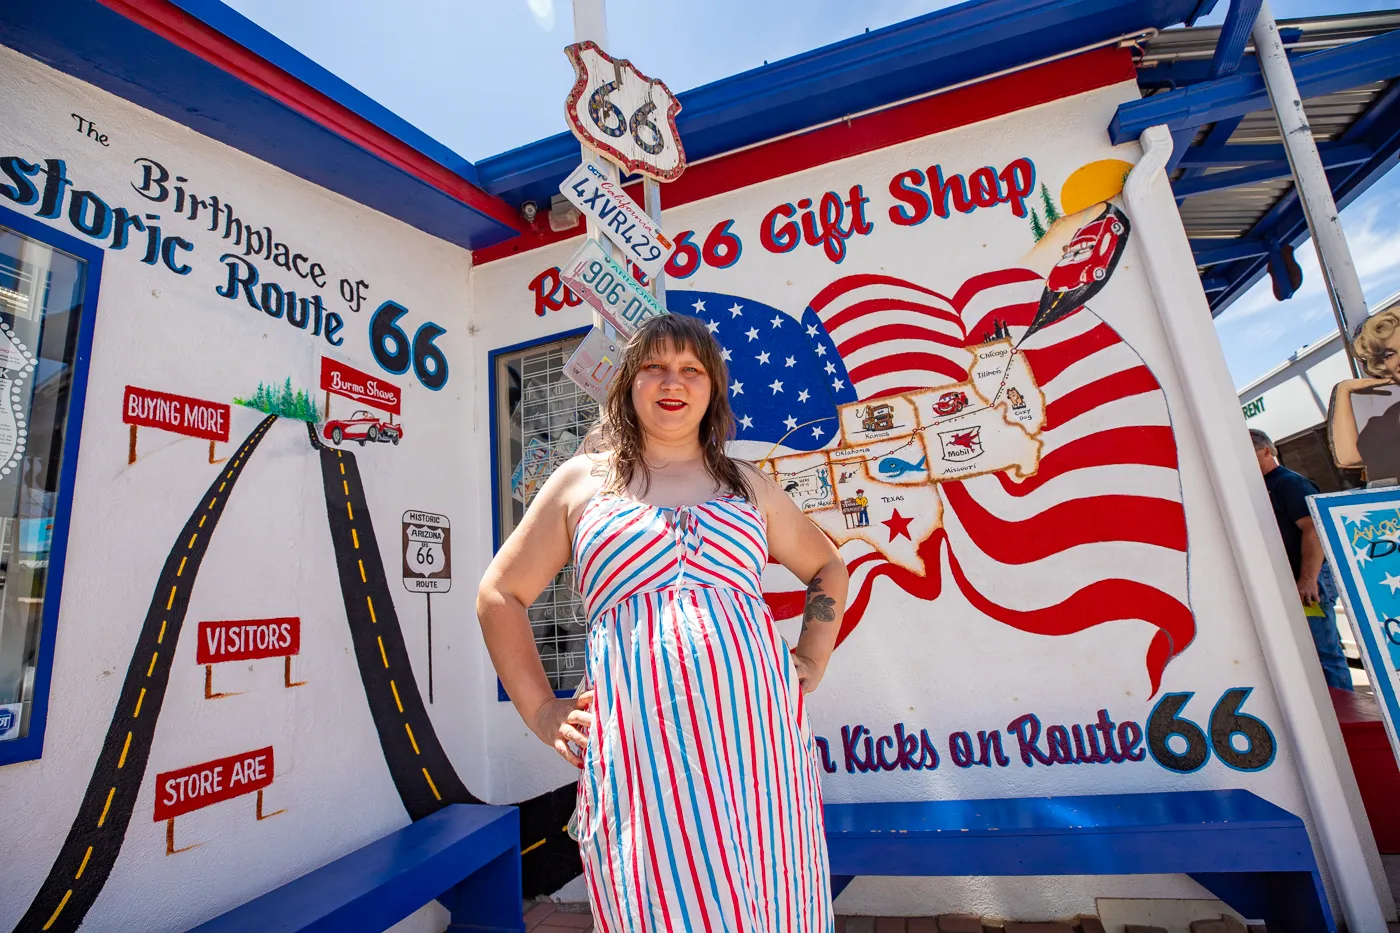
top-left (0, 702), bottom-right (22, 741)
top-left (1309, 487), bottom-right (1400, 764)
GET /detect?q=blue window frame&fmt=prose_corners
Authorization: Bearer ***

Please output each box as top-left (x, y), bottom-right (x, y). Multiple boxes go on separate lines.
top-left (0, 207), bottom-right (101, 765)
top-left (488, 326), bottom-right (592, 702)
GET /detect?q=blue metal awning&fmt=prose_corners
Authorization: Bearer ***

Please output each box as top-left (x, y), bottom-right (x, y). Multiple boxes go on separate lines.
top-left (1119, 10), bottom-right (1400, 314)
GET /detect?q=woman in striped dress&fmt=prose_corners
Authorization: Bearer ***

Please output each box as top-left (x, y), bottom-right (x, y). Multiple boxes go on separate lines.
top-left (478, 313), bottom-right (847, 931)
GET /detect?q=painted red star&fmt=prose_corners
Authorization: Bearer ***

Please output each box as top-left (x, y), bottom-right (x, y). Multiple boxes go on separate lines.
top-left (882, 508), bottom-right (913, 541)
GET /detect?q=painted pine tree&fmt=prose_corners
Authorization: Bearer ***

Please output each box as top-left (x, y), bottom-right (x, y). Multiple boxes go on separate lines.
top-left (1029, 208), bottom-right (1046, 241)
top-left (1040, 183), bottom-right (1061, 224)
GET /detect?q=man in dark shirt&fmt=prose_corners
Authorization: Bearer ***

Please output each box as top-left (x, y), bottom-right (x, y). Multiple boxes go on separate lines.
top-left (1250, 429), bottom-right (1353, 690)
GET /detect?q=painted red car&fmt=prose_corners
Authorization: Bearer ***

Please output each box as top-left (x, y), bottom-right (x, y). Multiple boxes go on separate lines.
top-left (323, 409), bottom-right (403, 446)
top-left (1046, 212), bottom-right (1126, 293)
top-left (932, 390), bottom-right (969, 416)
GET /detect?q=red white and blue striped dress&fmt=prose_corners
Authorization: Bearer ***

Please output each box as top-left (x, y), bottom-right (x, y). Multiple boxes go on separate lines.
top-left (571, 491), bottom-right (833, 932)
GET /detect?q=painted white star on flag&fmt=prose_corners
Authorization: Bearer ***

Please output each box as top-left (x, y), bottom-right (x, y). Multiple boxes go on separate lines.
top-left (720, 347), bottom-right (733, 361)
top-left (738, 414), bottom-right (754, 430)
top-left (1383, 571), bottom-right (1400, 594)
top-left (706, 319), bottom-right (720, 334)
top-left (692, 299), bottom-right (706, 312)
top-left (771, 315), bottom-right (784, 328)
top-left (745, 327), bottom-right (760, 341)
top-left (798, 389), bottom-right (810, 402)
top-left (785, 356), bottom-right (796, 367)
top-left (729, 303), bottom-right (744, 317)
top-left (756, 351), bottom-right (770, 364)
top-left (769, 379), bottom-right (784, 394)
top-left (730, 380), bottom-right (744, 396)
top-left (783, 415), bottom-right (798, 431)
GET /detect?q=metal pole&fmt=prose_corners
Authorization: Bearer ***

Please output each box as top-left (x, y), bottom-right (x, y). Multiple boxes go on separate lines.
top-left (572, 0), bottom-right (620, 339)
top-left (1252, 0), bottom-right (1368, 373)
top-left (644, 179), bottom-right (667, 308)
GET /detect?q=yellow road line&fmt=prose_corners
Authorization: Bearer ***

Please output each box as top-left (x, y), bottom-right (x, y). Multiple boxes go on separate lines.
top-left (97, 787), bottom-right (115, 827)
top-left (198, 515), bottom-right (206, 528)
top-left (134, 688), bottom-right (146, 718)
top-left (157, 620), bottom-right (166, 644)
top-left (346, 502), bottom-right (353, 521)
top-left (42, 889), bottom-right (71, 930)
top-left (337, 450), bottom-right (342, 458)
top-left (521, 838), bottom-right (546, 856)
top-left (177, 557), bottom-right (187, 577)
top-left (147, 652), bottom-right (158, 677)
top-left (390, 680), bottom-right (404, 713)
top-left (343, 480), bottom-right (349, 496)
top-left (118, 732), bottom-right (132, 769)
top-left (234, 459), bottom-right (240, 467)
top-left (218, 482), bottom-right (226, 492)
top-left (339, 462), bottom-right (345, 475)
top-left (422, 768), bottom-right (441, 801)
top-left (377, 636), bottom-right (388, 668)
top-left (75, 846), bottom-right (93, 880)
top-left (167, 586), bottom-right (177, 610)
top-left (358, 559), bottom-right (366, 583)
top-left (227, 470), bottom-right (233, 478)
top-left (208, 498), bottom-right (216, 510)
top-left (187, 533), bottom-right (197, 550)
top-left (352, 529), bottom-right (359, 549)
top-left (404, 723), bottom-right (420, 755)
top-left (366, 596), bottom-right (376, 624)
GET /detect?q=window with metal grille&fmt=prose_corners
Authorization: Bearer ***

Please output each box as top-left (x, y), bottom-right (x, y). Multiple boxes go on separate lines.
top-left (491, 329), bottom-right (597, 696)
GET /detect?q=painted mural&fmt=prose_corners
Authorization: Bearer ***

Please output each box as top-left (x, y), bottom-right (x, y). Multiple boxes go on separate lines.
top-left (474, 65), bottom-right (1324, 915)
top-left (0, 36), bottom-right (1331, 932)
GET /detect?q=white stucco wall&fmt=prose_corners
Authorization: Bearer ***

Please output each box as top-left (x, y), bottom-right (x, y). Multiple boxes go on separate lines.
top-left (0, 45), bottom-right (484, 933)
top-left (468, 75), bottom-right (1342, 918)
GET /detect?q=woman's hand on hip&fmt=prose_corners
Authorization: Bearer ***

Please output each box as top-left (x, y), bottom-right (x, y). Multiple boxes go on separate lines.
top-left (533, 690), bottom-right (595, 768)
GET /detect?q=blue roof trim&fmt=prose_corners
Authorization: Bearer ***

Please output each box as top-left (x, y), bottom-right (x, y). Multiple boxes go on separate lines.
top-left (0, 0), bottom-right (519, 251)
top-left (477, 0), bottom-right (1220, 210)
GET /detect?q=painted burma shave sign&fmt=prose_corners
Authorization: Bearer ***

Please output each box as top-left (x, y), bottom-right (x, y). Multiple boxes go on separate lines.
top-left (320, 356), bottom-right (401, 415)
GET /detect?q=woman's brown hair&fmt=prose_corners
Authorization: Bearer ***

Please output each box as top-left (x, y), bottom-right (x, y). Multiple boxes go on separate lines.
top-left (594, 314), bottom-right (756, 501)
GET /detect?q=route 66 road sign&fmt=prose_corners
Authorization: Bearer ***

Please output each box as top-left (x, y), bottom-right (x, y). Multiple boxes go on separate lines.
top-left (564, 40), bottom-right (686, 181)
top-left (403, 510), bottom-right (451, 593)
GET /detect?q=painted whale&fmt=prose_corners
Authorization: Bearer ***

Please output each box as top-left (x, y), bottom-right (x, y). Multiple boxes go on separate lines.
top-left (877, 455), bottom-right (927, 477)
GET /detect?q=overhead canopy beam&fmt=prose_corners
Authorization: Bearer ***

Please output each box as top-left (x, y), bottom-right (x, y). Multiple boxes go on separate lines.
top-left (1110, 27), bottom-right (1400, 142)
top-left (1173, 147), bottom-right (1369, 197)
top-left (1192, 238), bottom-right (1270, 266)
top-left (1176, 140), bottom-right (1372, 165)
top-left (1209, 0), bottom-right (1264, 78)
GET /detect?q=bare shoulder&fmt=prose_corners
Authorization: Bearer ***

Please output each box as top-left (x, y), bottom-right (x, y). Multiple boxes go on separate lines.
top-left (551, 452), bottom-right (612, 531)
top-left (734, 458), bottom-right (782, 515)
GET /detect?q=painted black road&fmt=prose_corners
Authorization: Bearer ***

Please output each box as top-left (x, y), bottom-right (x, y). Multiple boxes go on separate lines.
top-left (14, 415), bottom-right (277, 933)
top-left (312, 426), bottom-right (581, 894)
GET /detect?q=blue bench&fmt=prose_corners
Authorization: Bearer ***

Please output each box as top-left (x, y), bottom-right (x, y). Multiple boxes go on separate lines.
top-left (191, 804), bottom-right (523, 933)
top-left (825, 790), bottom-right (1333, 933)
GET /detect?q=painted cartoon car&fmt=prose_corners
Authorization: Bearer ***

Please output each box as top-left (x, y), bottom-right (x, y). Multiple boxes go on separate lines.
top-left (932, 390), bottom-right (969, 416)
top-left (1046, 211), bottom-right (1126, 293)
top-left (1026, 204), bottom-right (1131, 338)
top-left (861, 403), bottom-right (896, 432)
top-left (323, 410), bottom-right (403, 446)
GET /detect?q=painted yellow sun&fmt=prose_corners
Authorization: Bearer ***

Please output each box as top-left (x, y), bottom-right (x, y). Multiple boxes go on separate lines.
top-left (1059, 159), bottom-right (1135, 217)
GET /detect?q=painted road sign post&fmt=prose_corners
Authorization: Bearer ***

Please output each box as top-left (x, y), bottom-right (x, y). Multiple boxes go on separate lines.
top-left (153, 746), bottom-right (282, 853)
top-left (1310, 487), bottom-right (1400, 767)
top-left (122, 385), bottom-right (231, 465)
top-left (559, 160), bottom-right (674, 279)
top-left (196, 617), bottom-right (304, 698)
top-left (403, 510), bottom-right (450, 704)
top-left (561, 238), bottom-right (667, 338)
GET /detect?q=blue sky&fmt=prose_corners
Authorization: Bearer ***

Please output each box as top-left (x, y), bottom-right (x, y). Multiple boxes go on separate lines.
top-left (220, 0), bottom-right (1399, 389)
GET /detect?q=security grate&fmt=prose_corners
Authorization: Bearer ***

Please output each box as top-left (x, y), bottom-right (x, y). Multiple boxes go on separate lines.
top-left (496, 335), bottom-right (599, 693)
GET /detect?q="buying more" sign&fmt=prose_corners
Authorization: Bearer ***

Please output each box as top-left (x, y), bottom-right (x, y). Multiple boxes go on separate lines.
top-left (122, 385), bottom-right (230, 442)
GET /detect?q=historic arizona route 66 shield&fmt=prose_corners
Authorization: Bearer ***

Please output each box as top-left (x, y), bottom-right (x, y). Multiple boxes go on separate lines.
top-left (564, 40), bottom-right (686, 181)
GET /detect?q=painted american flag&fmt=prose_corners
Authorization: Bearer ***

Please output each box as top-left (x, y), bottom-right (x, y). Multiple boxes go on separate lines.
top-left (672, 267), bottom-right (1195, 696)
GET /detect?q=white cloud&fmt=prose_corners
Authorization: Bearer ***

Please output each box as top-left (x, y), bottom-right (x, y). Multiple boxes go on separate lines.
top-left (525, 0), bottom-right (556, 32)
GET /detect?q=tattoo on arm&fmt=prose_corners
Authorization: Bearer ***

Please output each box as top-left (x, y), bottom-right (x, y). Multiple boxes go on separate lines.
top-left (802, 575), bottom-right (837, 633)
